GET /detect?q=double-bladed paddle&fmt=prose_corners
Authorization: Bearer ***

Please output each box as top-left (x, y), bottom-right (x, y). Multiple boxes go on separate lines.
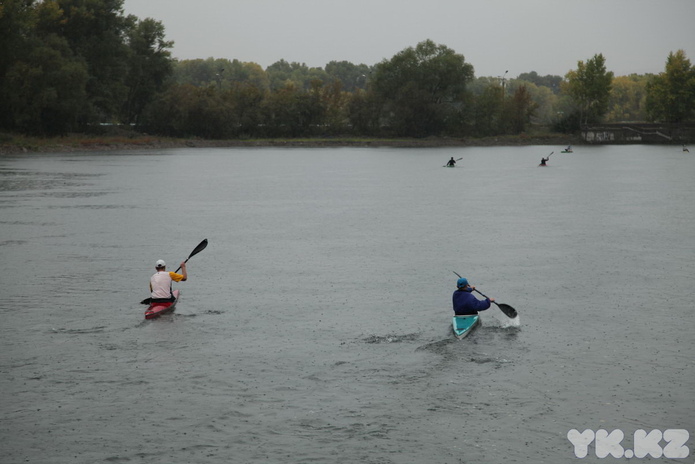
top-left (140, 239), bottom-right (208, 304)
top-left (452, 271), bottom-right (518, 318)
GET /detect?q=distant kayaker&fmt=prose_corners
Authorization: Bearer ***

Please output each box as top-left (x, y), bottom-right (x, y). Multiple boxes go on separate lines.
top-left (447, 157), bottom-right (456, 167)
top-left (150, 259), bottom-right (187, 302)
top-left (539, 156), bottom-right (549, 166)
top-left (684, 145), bottom-right (690, 153)
top-left (452, 277), bottom-right (494, 315)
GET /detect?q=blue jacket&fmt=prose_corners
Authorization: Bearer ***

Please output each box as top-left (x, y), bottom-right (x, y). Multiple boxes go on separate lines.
top-left (452, 288), bottom-right (491, 315)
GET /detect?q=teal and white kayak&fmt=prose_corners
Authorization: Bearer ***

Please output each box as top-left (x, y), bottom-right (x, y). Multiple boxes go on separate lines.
top-left (452, 314), bottom-right (480, 339)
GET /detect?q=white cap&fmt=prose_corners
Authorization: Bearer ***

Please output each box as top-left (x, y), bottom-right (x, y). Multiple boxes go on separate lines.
top-left (155, 259), bottom-right (166, 268)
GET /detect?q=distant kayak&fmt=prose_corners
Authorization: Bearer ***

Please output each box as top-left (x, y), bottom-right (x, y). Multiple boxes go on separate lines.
top-left (538, 164), bottom-right (548, 167)
top-left (145, 289), bottom-right (180, 319)
top-left (561, 150), bottom-right (573, 153)
top-left (452, 314), bottom-right (480, 339)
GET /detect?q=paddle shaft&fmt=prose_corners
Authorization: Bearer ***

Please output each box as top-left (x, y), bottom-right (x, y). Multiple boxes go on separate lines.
top-left (473, 288), bottom-right (493, 301)
top-left (174, 261), bottom-right (188, 273)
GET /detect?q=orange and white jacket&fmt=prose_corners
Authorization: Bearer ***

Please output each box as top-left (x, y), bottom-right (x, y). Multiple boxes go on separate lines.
top-left (150, 271), bottom-right (185, 299)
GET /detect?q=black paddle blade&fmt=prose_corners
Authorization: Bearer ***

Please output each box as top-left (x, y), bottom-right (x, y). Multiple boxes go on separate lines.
top-left (497, 303), bottom-right (517, 319)
top-left (188, 239), bottom-right (208, 259)
top-left (175, 239), bottom-right (209, 272)
top-left (471, 286), bottom-right (518, 318)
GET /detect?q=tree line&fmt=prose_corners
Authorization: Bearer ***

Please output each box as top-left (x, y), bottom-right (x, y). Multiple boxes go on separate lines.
top-left (2, 0), bottom-right (694, 138)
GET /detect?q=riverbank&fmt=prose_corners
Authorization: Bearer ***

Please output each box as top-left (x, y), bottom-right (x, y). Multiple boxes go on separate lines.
top-left (0, 132), bottom-right (581, 155)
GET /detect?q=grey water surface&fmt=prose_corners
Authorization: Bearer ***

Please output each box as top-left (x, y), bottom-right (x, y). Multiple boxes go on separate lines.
top-left (1, 145), bottom-right (693, 464)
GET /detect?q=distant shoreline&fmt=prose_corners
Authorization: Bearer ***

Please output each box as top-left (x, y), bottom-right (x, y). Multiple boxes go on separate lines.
top-left (1, 133), bottom-right (583, 155)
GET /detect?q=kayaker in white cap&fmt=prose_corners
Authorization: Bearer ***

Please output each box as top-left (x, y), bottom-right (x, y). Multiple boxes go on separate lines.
top-left (150, 259), bottom-right (187, 302)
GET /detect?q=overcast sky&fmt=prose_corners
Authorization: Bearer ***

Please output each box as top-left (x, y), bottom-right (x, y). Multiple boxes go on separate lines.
top-left (122, 0), bottom-right (695, 78)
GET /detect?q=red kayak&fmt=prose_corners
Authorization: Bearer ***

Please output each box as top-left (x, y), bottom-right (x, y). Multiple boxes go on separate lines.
top-left (145, 290), bottom-right (180, 319)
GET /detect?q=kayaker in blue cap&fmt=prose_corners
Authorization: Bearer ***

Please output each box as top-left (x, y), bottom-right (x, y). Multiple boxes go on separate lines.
top-left (452, 277), bottom-right (494, 315)
top-left (150, 259), bottom-right (187, 302)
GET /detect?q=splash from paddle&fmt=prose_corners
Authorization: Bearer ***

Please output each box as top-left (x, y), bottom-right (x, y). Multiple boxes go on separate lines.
top-left (473, 288), bottom-right (517, 319)
top-left (141, 239), bottom-right (208, 304)
top-left (452, 271), bottom-right (518, 318)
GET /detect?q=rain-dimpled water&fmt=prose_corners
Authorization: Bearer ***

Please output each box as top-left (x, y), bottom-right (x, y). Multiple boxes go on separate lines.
top-left (1, 145), bottom-right (692, 463)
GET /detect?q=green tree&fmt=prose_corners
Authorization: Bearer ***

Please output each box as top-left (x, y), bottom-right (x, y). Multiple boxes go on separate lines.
top-left (563, 53), bottom-right (614, 126)
top-left (325, 61), bottom-right (372, 92)
top-left (5, 33), bottom-right (89, 134)
top-left (265, 59), bottom-right (293, 90)
top-left (174, 58), bottom-right (269, 92)
top-left (139, 83), bottom-right (192, 136)
top-left (0, 1), bottom-right (91, 134)
top-left (260, 81), bottom-right (325, 137)
top-left (1, 0), bottom-right (176, 133)
top-left (347, 90), bottom-right (382, 135)
top-left (466, 76), bottom-right (499, 96)
top-left (319, 79), bottom-right (350, 134)
top-left (371, 39), bottom-right (474, 137)
top-left (467, 77), bottom-right (536, 135)
top-left (227, 82), bottom-right (264, 137)
top-left (174, 58), bottom-right (224, 86)
top-left (517, 71), bottom-right (563, 94)
top-left (509, 80), bottom-right (559, 125)
top-left (141, 84), bottom-right (235, 138)
top-left (503, 85), bottom-right (537, 134)
top-left (240, 62), bottom-right (270, 92)
top-left (646, 50), bottom-right (695, 123)
top-left (45, 0), bottom-right (132, 121)
top-left (470, 84), bottom-right (503, 136)
top-left (0, 0), bottom-right (38, 130)
top-left (266, 60), bottom-right (329, 91)
top-left (606, 74), bottom-right (649, 122)
top-left (121, 17), bottom-right (173, 124)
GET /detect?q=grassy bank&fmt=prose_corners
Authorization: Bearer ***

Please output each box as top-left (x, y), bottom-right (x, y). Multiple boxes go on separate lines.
top-left (0, 131), bottom-right (580, 154)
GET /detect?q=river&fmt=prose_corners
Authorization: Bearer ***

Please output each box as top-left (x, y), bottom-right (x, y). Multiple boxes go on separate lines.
top-left (1, 145), bottom-right (693, 463)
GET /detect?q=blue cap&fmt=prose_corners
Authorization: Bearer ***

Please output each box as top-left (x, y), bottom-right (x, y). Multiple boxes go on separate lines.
top-left (457, 277), bottom-right (468, 288)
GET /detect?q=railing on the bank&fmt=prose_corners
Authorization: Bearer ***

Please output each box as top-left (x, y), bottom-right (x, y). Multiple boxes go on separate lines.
top-left (582, 123), bottom-right (695, 144)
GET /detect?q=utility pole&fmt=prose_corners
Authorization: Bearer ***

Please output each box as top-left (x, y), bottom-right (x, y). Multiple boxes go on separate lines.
top-left (501, 70), bottom-right (508, 99)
